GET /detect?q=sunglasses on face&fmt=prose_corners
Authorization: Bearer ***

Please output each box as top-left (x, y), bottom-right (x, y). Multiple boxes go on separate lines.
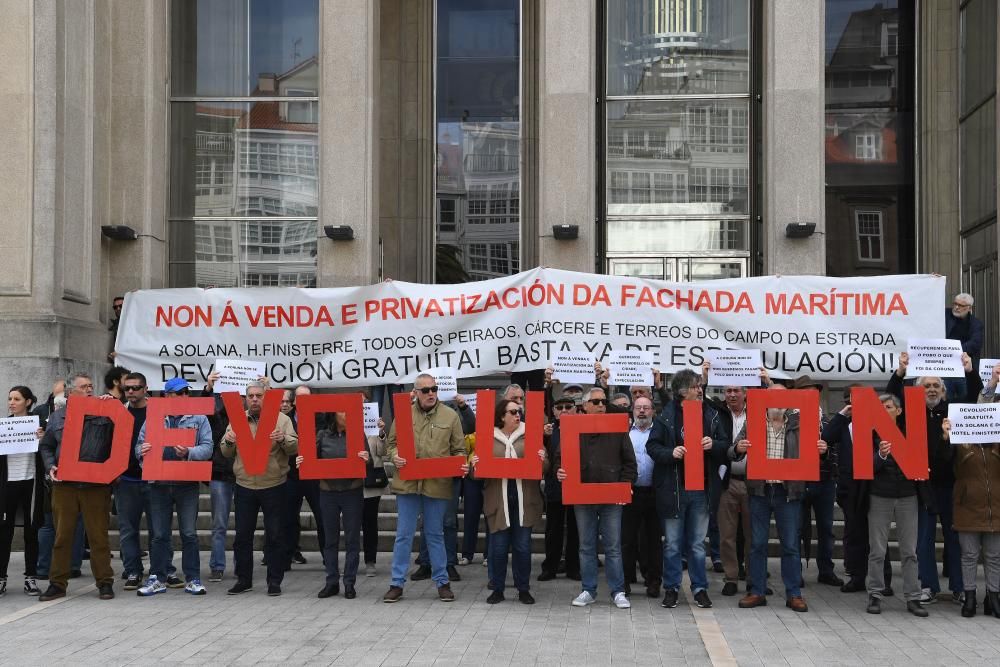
top-left (588, 398), bottom-right (607, 406)
top-left (506, 409), bottom-right (521, 416)
top-left (553, 404), bottom-right (574, 411)
top-left (417, 386), bottom-right (439, 394)
top-left (123, 385), bottom-right (145, 392)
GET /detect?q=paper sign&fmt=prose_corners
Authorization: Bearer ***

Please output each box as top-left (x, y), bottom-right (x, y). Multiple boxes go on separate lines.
top-left (906, 339), bottom-right (964, 378)
top-left (551, 352), bottom-right (595, 385)
top-left (460, 394), bottom-right (478, 413)
top-left (607, 350), bottom-right (654, 387)
top-left (947, 403), bottom-right (1000, 445)
top-left (979, 359), bottom-right (1000, 385)
top-left (0, 416), bottom-right (40, 455)
top-left (559, 413), bottom-right (632, 504)
top-left (391, 393), bottom-right (466, 480)
top-left (473, 390), bottom-right (544, 480)
top-left (296, 393), bottom-right (366, 480)
top-left (745, 389), bottom-right (820, 482)
top-left (850, 386), bottom-right (929, 480)
top-left (56, 397), bottom-right (132, 484)
top-left (214, 359), bottom-right (267, 394)
top-left (363, 402), bottom-right (380, 436)
top-left (424, 367), bottom-right (458, 401)
top-left (706, 349), bottom-right (762, 387)
top-left (142, 397), bottom-right (214, 482)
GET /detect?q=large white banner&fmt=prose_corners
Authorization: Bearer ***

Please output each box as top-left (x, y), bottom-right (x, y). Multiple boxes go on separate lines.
top-left (114, 269), bottom-right (945, 389)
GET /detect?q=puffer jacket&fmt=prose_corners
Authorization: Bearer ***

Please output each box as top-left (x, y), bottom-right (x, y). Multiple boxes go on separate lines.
top-left (952, 444), bottom-right (1000, 532)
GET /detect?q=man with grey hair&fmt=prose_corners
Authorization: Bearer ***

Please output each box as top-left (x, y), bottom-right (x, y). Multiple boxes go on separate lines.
top-left (220, 381), bottom-right (298, 596)
top-left (945, 291), bottom-right (985, 399)
top-left (502, 384), bottom-right (525, 405)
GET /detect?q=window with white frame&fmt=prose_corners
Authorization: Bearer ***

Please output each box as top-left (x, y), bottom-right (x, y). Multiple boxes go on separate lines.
top-left (855, 132), bottom-right (882, 161)
top-left (855, 210), bottom-right (884, 262)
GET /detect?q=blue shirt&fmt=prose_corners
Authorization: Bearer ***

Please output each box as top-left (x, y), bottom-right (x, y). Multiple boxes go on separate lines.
top-left (630, 424), bottom-right (654, 487)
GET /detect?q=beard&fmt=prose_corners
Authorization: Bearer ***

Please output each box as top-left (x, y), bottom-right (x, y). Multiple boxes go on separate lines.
top-left (633, 416), bottom-right (653, 430)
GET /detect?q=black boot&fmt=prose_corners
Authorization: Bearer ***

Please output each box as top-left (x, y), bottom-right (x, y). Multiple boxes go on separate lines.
top-left (962, 590), bottom-right (977, 618)
top-left (986, 591), bottom-right (1000, 618)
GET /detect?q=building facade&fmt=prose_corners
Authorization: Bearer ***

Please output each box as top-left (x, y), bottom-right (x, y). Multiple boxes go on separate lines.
top-left (0, 0), bottom-right (996, 390)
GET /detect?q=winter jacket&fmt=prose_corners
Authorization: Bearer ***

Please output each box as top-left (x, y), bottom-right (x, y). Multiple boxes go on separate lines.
top-left (647, 404), bottom-right (727, 519)
top-left (483, 424), bottom-right (546, 532)
top-left (314, 427), bottom-right (362, 493)
top-left (731, 411), bottom-right (808, 501)
top-left (219, 411), bottom-right (298, 490)
top-left (38, 407), bottom-right (116, 487)
top-left (385, 401), bottom-right (465, 500)
top-left (952, 444), bottom-right (1000, 532)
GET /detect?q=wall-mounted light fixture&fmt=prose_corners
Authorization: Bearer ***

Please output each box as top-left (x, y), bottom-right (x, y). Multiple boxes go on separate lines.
top-left (552, 224), bottom-right (579, 240)
top-left (101, 225), bottom-right (138, 241)
top-left (784, 222), bottom-right (816, 238)
top-left (324, 225), bottom-right (355, 241)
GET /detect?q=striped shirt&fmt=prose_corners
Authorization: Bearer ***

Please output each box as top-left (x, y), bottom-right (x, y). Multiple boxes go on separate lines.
top-left (5, 452), bottom-right (35, 481)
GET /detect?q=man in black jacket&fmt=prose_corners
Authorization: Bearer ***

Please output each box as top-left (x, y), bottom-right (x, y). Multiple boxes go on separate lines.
top-left (37, 373), bottom-right (116, 601)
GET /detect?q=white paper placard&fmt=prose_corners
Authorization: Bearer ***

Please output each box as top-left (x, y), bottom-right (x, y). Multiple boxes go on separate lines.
top-left (706, 349), bottom-right (762, 387)
top-left (607, 350), bottom-right (654, 387)
top-left (0, 415), bottom-right (40, 455)
top-left (363, 402), bottom-right (380, 436)
top-left (425, 367), bottom-right (458, 401)
top-left (550, 352), bottom-right (595, 385)
top-left (947, 403), bottom-right (1000, 444)
top-left (460, 393), bottom-right (478, 414)
top-left (213, 359), bottom-right (267, 395)
top-left (979, 359), bottom-right (1000, 385)
top-left (906, 338), bottom-right (964, 378)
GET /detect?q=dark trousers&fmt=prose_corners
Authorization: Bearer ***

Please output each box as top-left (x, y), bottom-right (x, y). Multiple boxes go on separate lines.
top-left (283, 472), bottom-right (324, 567)
top-left (1, 479), bottom-right (39, 577)
top-left (50, 485), bottom-right (113, 589)
top-left (461, 477), bottom-right (489, 560)
top-left (362, 496), bottom-right (380, 564)
top-left (621, 486), bottom-right (662, 588)
top-left (233, 483), bottom-right (286, 585)
top-left (541, 499), bottom-right (579, 575)
top-left (803, 479), bottom-right (837, 577)
top-left (319, 487), bottom-right (363, 587)
top-left (839, 483), bottom-right (892, 585)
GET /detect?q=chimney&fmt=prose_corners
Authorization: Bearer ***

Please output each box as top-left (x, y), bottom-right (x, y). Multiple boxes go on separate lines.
top-left (258, 73), bottom-right (277, 94)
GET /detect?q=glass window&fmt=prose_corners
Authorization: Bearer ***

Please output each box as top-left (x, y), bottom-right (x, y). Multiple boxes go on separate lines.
top-left (606, 0), bottom-right (750, 96)
top-left (855, 210), bottom-right (884, 261)
top-left (607, 219), bottom-right (747, 253)
top-left (170, 0), bottom-right (319, 98)
top-left (960, 98), bottom-right (998, 228)
top-left (960, 0), bottom-right (998, 115)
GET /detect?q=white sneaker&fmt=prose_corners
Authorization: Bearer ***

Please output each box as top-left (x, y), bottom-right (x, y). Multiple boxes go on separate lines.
top-left (613, 592), bottom-right (631, 609)
top-left (482, 559), bottom-right (488, 568)
top-left (919, 588), bottom-right (938, 604)
top-left (137, 575), bottom-right (167, 597)
top-left (457, 557), bottom-right (470, 566)
top-left (24, 577), bottom-right (40, 596)
top-left (572, 591), bottom-right (596, 607)
top-left (365, 563), bottom-right (377, 578)
top-left (185, 579), bottom-right (207, 595)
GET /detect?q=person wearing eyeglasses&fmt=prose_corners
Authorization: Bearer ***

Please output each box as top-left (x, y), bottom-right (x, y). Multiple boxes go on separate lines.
top-left (944, 293), bottom-right (984, 399)
top-left (555, 386), bottom-right (637, 609)
top-left (383, 373), bottom-right (469, 603)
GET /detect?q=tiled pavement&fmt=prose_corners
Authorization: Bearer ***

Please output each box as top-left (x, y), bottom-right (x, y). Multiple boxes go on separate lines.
top-left (1, 553), bottom-right (999, 666)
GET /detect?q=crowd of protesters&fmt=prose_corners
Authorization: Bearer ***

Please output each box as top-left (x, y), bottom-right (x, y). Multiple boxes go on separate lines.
top-left (1, 291), bottom-right (998, 620)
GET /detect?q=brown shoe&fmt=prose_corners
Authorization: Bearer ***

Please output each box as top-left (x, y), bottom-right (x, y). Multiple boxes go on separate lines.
top-left (739, 594), bottom-right (767, 608)
top-left (786, 596), bottom-right (808, 612)
top-left (437, 584), bottom-right (455, 602)
top-left (382, 586), bottom-right (403, 603)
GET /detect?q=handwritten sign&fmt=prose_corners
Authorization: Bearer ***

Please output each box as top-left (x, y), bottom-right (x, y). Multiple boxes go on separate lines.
top-left (979, 359), bottom-right (1000, 385)
top-left (551, 352), bottom-right (594, 385)
top-left (706, 349), bottom-right (762, 387)
top-left (947, 403), bottom-right (1000, 445)
top-left (906, 339), bottom-right (964, 378)
top-left (363, 402), bottom-right (380, 436)
top-left (607, 350), bottom-right (654, 387)
top-left (0, 416), bottom-right (40, 455)
top-left (214, 359), bottom-right (267, 394)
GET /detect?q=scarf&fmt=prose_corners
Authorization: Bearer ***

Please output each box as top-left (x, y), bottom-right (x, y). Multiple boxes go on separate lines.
top-left (494, 423), bottom-right (526, 528)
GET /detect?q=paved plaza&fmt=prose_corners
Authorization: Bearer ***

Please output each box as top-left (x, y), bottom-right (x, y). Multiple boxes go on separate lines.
top-left (1, 553), bottom-right (999, 666)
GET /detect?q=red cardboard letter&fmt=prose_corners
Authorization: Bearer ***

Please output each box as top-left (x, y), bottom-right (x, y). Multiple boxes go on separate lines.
top-left (850, 386), bottom-right (929, 480)
top-left (392, 393), bottom-right (466, 480)
top-left (142, 397), bottom-right (214, 482)
top-left (683, 400), bottom-right (705, 491)
top-left (221, 389), bottom-right (284, 476)
top-left (559, 413), bottom-right (632, 504)
top-left (57, 396), bottom-right (132, 484)
top-left (473, 390), bottom-right (544, 480)
top-left (296, 393), bottom-right (367, 480)
top-left (746, 389), bottom-right (820, 482)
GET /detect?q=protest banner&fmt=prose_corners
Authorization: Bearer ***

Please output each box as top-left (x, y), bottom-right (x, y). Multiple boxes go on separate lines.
top-left (607, 350), bottom-right (653, 386)
top-left (0, 416), bottom-right (40, 455)
top-left (296, 393), bottom-right (367, 480)
top-left (551, 352), bottom-right (595, 385)
top-left (221, 389), bottom-right (284, 476)
top-left (979, 358), bottom-right (1000, 385)
top-left (682, 400), bottom-right (705, 491)
top-left (213, 359), bottom-right (266, 394)
top-left (947, 403), bottom-right (1000, 445)
top-left (141, 397), bottom-right (214, 482)
top-left (850, 386), bottom-right (929, 479)
top-left (559, 413), bottom-right (632, 504)
top-left (706, 349), bottom-right (762, 387)
top-left (906, 338), bottom-right (964, 378)
top-left (390, 393), bottom-right (466, 480)
top-left (115, 269), bottom-right (944, 389)
top-left (745, 389), bottom-right (820, 482)
top-left (56, 397), bottom-right (132, 484)
top-left (473, 390), bottom-right (544, 480)
top-left (363, 402), bottom-right (380, 436)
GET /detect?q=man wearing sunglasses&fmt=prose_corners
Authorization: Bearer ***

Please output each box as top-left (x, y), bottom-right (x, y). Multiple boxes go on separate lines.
top-left (384, 373), bottom-right (469, 603)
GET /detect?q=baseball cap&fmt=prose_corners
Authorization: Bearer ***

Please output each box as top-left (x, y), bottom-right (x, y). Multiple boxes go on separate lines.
top-left (163, 377), bottom-right (191, 393)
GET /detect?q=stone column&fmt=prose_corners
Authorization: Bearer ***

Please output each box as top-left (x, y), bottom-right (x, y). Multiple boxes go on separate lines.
top-left (537, 0), bottom-right (597, 273)
top-left (763, 0), bottom-right (826, 275)
top-left (318, 0), bottom-right (380, 287)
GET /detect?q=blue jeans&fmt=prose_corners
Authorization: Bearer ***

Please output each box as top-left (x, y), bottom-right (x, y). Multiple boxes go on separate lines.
top-left (488, 481), bottom-right (532, 593)
top-left (149, 483), bottom-right (201, 582)
top-left (418, 478), bottom-right (459, 568)
top-left (462, 477), bottom-right (489, 560)
top-left (575, 504), bottom-right (625, 597)
top-left (707, 474), bottom-right (722, 562)
top-left (392, 493), bottom-right (449, 588)
top-left (918, 484), bottom-right (964, 594)
top-left (373, 384), bottom-right (404, 420)
top-left (663, 490), bottom-right (710, 593)
top-left (209, 480), bottom-right (234, 573)
top-left (115, 480), bottom-right (150, 577)
top-left (319, 487), bottom-right (363, 586)
top-left (803, 479), bottom-right (836, 577)
top-left (37, 513), bottom-right (84, 577)
top-left (233, 483), bottom-right (286, 585)
top-left (749, 485), bottom-right (802, 598)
